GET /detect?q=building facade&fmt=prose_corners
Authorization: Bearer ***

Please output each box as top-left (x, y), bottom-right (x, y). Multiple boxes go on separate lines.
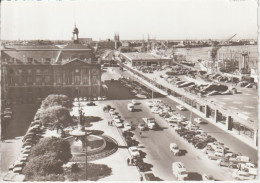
top-left (1, 26), bottom-right (102, 104)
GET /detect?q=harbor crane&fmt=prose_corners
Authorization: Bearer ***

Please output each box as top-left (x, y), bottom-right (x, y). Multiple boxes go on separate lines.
top-left (210, 34), bottom-right (237, 61)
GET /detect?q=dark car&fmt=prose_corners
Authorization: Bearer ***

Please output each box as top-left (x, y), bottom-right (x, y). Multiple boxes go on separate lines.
top-left (204, 137), bottom-right (217, 143)
top-left (194, 142), bottom-right (207, 149)
top-left (183, 134), bottom-right (194, 140)
top-left (143, 173), bottom-right (158, 181)
top-left (87, 101), bottom-right (95, 106)
top-left (189, 137), bottom-right (202, 145)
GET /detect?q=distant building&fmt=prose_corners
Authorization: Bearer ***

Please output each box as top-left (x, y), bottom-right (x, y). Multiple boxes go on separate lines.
top-left (120, 52), bottom-right (172, 66)
top-left (78, 38), bottom-right (93, 44)
top-left (1, 26), bottom-right (102, 104)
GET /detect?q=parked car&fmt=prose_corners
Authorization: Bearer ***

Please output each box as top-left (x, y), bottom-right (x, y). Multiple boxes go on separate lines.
top-left (232, 170), bottom-right (256, 180)
top-left (216, 158), bottom-right (229, 167)
top-left (229, 163), bottom-right (240, 170)
top-left (194, 117), bottom-right (203, 124)
top-left (194, 142), bottom-right (207, 149)
top-left (138, 123), bottom-right (146, 131)
top-left (170, 143), bottom-right (180, 156)
top-left (129, 146), bottom-right (140, 158)
top-left (123, 123), bottom-right (132, 131)
top-left (87, 101), bottom-right (95, 106)
top-left (176, 105), bottom-right (185, 111)
top-left (114, 121), bottom-right (123, 128)
top-left (172, 162), bottom-right (188, 181)
top-left (202, 173), bottom-right (214, 181)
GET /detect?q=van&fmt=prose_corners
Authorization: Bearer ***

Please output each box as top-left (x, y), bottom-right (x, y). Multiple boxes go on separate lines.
top-left (170, 143), bottom-right (180, 156)
top-left (172, 162), bottom-right (188, 181)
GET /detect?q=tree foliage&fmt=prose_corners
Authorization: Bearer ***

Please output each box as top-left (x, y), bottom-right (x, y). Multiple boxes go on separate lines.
top-left (41, 94), bottom-right (72, 110)
top-left (30, 137), bottom-right (72, 163)
top-left (23, 154), bottom-right (64, 178)
top-left (39, 105), bottom-right (72, 128)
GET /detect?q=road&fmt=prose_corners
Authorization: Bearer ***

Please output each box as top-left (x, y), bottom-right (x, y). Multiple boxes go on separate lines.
top-left (101, 67), bottom-right (258, 181)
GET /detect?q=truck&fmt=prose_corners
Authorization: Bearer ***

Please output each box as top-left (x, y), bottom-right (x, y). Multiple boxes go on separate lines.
top-left (142, 118), bottom-right (156, 130)
top-left (127, 103), bottom-right (135, 112)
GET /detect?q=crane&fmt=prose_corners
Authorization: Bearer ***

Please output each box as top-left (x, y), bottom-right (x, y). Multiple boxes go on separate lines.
top-left (210, 34), bottom-right (236, 61)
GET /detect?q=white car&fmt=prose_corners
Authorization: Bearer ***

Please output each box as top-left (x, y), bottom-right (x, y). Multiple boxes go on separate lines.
top-left (113, 117), bottom-right (121, 123)
top-left (194, 117), bottom-right (203, 124)
top-left (172, 162), bottom-right (188, 181)
top-left (170, 143), bottom-right (180, 156)
top-left (232, 170), bottom-right (256, 180)
top-left (202, 173), bottom-right (214, 181)
top-left (138, 123), bottom-right (146, 131)
top-left (151, 107), bottom-right (160, 114)
top-left (98, 96), bottom-right (102, 101)
top-left (146, 101), bottom-right (154, 107)
top-left (109, 109), bottom-right (116, 115)
top-left (114, 121), bottom-right (123, 128)
top-left (132, 99), bottom-right (137, 105)
top-left (129, 146), bottom-right (140, 158)
top-left (176, 105), bottom-right (185, 111)
top-left (124, 123), bottom-right (132, 131)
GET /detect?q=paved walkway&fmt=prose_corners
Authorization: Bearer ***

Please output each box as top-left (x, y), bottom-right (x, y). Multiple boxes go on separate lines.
top-left (71, 101), bottom-right (141, 181)
top-left (0, 137), bottom-right (23, 177)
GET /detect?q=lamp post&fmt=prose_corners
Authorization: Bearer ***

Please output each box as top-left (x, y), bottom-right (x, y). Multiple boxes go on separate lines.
top-left (78, 105), bottom-right (88, 180)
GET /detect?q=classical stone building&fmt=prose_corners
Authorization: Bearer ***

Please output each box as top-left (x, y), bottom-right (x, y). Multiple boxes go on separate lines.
top-left (1, 26), bottom-right (102, 104)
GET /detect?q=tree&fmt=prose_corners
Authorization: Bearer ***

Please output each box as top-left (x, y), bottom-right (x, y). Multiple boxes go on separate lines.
top-left (41, 94), bottom-right (72, 110)
top-left (30, 137), bottom-right (72, 163)
top-left (23, 154), bottom-right (64, 178)
top-left (39, 105), bottom-right (73, 129)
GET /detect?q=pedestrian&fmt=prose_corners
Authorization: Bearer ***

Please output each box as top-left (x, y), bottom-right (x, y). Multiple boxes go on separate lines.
top-left (108, 121), bottom-right (110, 126)
top-left (131, 121), bottom-right (133, 126)
top-left (131, 158), bottom-right (134, 165)
top-left (127, 158), bottom-right (130, 165)
top-left (139, 131), bottom-right (142, 137)
top-left (140, 176), bottom-right (143, 181)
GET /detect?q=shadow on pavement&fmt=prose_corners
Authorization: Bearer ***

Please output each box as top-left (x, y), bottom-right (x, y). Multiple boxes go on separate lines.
top-left (139, 150), bottom-right (147, 158)
top-left (89, 130), bottom-right (104, 136)
top-left (132, 109), bottom-right (142, 112)
top-left (178, 149), bottom-right (187, 156)
top-left (187, 172), bottom-right (202, 181)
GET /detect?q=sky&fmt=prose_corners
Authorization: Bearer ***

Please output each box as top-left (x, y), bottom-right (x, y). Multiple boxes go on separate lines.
top-left (0, 0), bottom-right (258, 40)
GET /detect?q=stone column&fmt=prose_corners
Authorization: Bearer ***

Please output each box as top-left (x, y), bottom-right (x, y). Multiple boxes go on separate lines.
top-left (253, 129), bottom-right (258, 147)
top-left (226, 116), bottom-right (232, 130)
top-left (214, 109), bottom-right (218, 123)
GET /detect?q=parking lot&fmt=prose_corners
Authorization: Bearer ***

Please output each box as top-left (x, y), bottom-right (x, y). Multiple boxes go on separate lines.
top-left (101, 66), bottom-right (258, 181)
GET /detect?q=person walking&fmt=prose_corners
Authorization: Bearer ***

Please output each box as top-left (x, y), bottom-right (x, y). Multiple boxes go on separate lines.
top-left (127, 158), bottom-right (130, 165)
top-left (139, 131), bottom-right (142, 138)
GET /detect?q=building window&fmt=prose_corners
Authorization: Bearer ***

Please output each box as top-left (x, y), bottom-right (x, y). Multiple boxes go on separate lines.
top-left (45, 76), bottom-right (51, 84)
top-left (27, 69), bottom-right (32, 74)
top-left (36, 76), bottom-right (42, 84)
top-left (18, 69), bottom-right (22, 74)
top-left (36, 69), bottom-right (41, 74)
top-left (44, 69), bottom-right (49, 74)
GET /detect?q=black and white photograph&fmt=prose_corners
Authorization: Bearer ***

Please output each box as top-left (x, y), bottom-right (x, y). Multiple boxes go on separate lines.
top-left (0, 0), bottom-right (258, 181)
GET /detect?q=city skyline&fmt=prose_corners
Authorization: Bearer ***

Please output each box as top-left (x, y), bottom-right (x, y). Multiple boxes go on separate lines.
top-left (1, 0), bottom-right (258, 41)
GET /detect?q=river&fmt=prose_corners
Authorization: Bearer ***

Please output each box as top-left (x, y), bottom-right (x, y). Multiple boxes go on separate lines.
top-left (174, 45), bottom-right (258, 62)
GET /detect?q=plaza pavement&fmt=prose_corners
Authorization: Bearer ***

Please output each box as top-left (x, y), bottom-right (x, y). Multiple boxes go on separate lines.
top-left (0, 137), bottom-right (23, 177)
top-left (71, 101), bottom-right (141, 181)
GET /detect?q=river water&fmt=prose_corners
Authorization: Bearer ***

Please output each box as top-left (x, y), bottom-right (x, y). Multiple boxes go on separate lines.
top-left (174, 45), bottom-right (258, 62)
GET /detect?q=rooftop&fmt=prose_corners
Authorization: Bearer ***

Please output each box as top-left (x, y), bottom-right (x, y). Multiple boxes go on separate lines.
top-left (122, 52), bottom-right (171, 61)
